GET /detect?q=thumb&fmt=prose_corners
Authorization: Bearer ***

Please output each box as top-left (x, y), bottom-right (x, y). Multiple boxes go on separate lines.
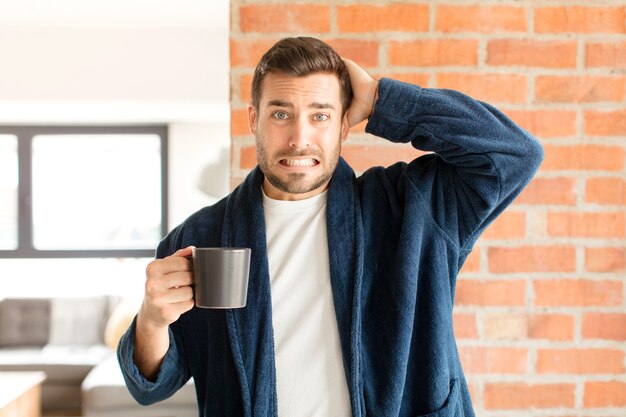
top-left (171, 245), bottom-right (195, 258)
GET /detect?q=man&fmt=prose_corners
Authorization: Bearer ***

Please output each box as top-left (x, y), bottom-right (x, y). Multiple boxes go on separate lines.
top-left (118, 37), bottom-right (543, 416)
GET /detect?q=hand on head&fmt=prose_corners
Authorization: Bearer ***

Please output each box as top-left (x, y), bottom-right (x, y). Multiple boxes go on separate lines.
top-left (342, 58), bottom-right (379, 128)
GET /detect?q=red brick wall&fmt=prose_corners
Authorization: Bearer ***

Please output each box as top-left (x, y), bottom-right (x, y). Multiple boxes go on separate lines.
top-left (230, 1), bottom-right (626, 414)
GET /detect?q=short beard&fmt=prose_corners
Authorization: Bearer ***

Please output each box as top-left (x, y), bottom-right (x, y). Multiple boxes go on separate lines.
top-left (256, 138), bottom-right (341, 196)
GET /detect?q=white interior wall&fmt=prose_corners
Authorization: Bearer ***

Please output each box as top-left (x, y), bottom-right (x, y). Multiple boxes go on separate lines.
top-left (0, 27), bottom-right (223, 101)
top-left (0, 0), bottom-right (230, 296)
top-left (168, 123), bottom-right (230, 229)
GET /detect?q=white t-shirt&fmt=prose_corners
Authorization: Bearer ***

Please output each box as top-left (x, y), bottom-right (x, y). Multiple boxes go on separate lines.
top-left (262, 188), bottom-right (351, 417)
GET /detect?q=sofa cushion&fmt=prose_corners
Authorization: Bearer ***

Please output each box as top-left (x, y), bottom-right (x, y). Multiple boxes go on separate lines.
top-left (104, 297), bottom-right (141, 350)
top-left (48, 297), bottom-right (111, 346)
top-left (82, 354), bottom-right (197, 417)
top-left (0, 298), bottom-right (50, 347)
top-left (0, 345), bottom-right (111, 383)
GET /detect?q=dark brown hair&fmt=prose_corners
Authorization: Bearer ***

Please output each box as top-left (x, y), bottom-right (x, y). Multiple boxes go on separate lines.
top-left (251, 37), bottom-right (353, 115)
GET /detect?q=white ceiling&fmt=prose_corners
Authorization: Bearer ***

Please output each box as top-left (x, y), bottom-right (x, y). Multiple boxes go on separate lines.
top-left (0, 0), bottom-right (228, 28)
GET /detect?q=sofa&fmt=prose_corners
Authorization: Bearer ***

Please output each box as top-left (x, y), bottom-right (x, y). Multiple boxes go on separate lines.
top-left (82, 355), bottom-right (196, 417)
top-left (0, 296), bottom-right (197, 416)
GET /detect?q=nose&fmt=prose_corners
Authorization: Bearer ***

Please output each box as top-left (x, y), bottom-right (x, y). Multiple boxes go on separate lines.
top-left (288, 117), bottom-right (310, 149)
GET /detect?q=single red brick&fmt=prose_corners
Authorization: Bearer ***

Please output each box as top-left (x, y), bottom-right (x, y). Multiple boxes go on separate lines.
top-left (482, 313), bottom-right (527, 340)
top-left (586, 41), bottom-right (626, 68)
top-left (528, 314), bottom-right (574, 341)
top-left (459, 346), bottom-right (527, 374)
top-left (535, 6), bottom-right (626, 34)
top-left (547, 212), bottom-right (625, 238)
top-left (537, 348), bottom-right (625, 374)
top-left (487, 39), bottom-right (577, 68)
top-left (582, 313), bottom-right (626, 341)
top-left (488, 246), bottom-right (576, 273)
top-left (535, 75), bottom-right (626, 103)
top-left (541, 145), bottom-right (625, 171)
top-left (585, 110), bottom-right (626, 136)
top-left (436, 5), bottom-right (527, 33)
top-left (485, 382), bottom-right (575, 409)
top-left (389, 39), bottom-right (478, 67)
top-left (337, 4), bottom-right (429, 33)
top-left (534, 279), bottom-right (623, 307)
top-left (585, 247), bottom-right (626, 272)
top-left (455, 279), bottom-right (526, 306)
top-left (584, 381), bottom-right (626, 407)
top-left (586, 177), bottom-right (626, 205)
top-left (239, 4), bottom-right (330, 33)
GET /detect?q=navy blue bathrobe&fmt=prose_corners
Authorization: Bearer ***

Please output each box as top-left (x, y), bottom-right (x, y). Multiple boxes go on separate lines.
top-left (118, 78), bottom-right (544, 416)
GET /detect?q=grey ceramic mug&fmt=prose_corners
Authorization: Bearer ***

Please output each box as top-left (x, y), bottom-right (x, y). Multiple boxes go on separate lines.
top-left (192, 247), bottom-right (251, 309)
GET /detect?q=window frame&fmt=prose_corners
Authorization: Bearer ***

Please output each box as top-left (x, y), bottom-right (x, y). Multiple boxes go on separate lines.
top-left (0, 125), bottom-right (168, 258)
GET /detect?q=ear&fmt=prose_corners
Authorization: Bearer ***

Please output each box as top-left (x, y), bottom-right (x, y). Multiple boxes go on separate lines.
top-left (340, 112), bottom-right (350, 142)
top-left (247, 102), bottom-right (257, 135)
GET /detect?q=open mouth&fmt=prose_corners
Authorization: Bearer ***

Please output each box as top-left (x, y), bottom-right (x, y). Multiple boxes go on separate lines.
top-left (279, 158), bottom-right (320, 168)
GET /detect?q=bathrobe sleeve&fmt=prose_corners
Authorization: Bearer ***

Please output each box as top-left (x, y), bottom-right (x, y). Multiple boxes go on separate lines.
top-left (117, 317), bottom-right (192, 405)
top-left (365, 78), bottom-right (544, 250)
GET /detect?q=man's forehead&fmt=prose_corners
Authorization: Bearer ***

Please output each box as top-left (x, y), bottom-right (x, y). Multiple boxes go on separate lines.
top-left (260, 72), bottom-right (342, 106)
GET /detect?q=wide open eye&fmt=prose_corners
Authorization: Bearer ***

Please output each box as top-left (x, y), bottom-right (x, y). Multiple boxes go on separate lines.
top-left (313, 113), bottom-right (329, 122)
top-left (272, 111), bottom-right (289, 120)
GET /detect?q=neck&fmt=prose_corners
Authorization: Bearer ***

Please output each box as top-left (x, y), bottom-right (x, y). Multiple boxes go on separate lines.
top-left (262, 178), bottom-right (330, 201)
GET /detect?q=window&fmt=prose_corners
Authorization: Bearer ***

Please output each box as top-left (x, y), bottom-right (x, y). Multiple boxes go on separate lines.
top-left (0, 135), bottom-right (18, 250)
top-left (0, 126), bottom-right (168, 258)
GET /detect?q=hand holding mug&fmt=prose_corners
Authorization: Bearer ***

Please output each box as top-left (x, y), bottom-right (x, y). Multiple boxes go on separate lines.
top-left (140, 246), bottom-right (196, 329)
top-left (134, 246), bottom-right (196, 380)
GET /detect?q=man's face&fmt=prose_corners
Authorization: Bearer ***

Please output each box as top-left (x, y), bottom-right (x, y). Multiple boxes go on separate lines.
top-left (247, 71), bottom-right (350, 201)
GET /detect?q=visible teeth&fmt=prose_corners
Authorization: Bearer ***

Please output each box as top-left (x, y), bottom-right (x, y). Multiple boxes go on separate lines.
top-left (282, 159), bottom-right (316, 167)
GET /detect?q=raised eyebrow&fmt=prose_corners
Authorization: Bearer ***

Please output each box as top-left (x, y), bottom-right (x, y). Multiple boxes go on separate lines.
top-left (309, 102), bottom-right (336, 110)
top-left (267, 99), bottom-right (292, 108)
